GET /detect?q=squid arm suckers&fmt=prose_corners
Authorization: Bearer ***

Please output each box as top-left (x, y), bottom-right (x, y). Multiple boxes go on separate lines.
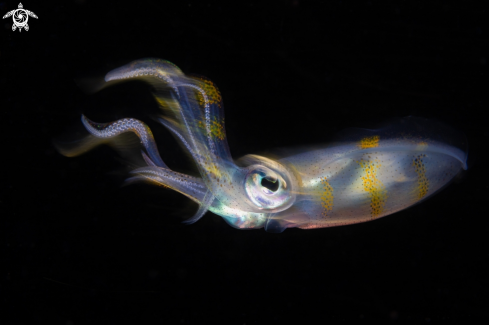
top-left (56, 58), bottom-right (468, 233)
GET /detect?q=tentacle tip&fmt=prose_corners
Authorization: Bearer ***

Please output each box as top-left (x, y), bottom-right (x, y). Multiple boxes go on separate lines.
top-left (182, 215), bottom-right (205, 225)
top-left (80, 114), bottom-right (95, 129)
top-left (182, 207), bottom-right (209, 225)
top-left (104, 68), bottom-right (125, 82)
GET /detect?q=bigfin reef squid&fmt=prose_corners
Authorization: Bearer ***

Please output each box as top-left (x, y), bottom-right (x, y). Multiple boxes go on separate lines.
top-left (56, 58), bottom-right (468, 233)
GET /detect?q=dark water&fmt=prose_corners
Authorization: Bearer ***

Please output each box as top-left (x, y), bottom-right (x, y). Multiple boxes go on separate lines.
top-left (2, 1), bottom-right (488, 323)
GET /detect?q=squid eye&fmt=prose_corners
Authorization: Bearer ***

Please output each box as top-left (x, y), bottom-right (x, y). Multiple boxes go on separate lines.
top-left (244, 166), bottom-right (293, 210)
top-left (261, 176), bottom-right (279, 192)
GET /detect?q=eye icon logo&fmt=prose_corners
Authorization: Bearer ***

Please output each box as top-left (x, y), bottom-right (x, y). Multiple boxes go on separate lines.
top-left (2, 3), bottom-right (38, 32)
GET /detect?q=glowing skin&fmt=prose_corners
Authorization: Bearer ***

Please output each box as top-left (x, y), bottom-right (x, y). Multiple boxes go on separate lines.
top-left (57, 58), bottom-right (468, 232)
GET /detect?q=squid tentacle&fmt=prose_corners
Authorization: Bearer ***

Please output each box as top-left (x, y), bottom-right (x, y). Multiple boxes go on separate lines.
top-left (81, 115), bottom-right (167, 169)
top-left (176, 82), bottom-right (215, 155)
top-left (104, 58), bottom-right (182, 96)
top-left (182, 190), bottom-right (214, 224)
top-left (131, 166), bottom-right (206, 190)
top-left (157, 117), bottom-right (197, 160)
top-left (141, 150), bottom-right (157, 167)
top-left (130, 167), bottom-right (206, 201)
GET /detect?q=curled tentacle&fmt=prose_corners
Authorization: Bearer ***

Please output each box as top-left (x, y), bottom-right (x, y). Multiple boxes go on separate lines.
top-left (81, 115), bottom-right (167, 169)
top-left (54, 130), bottom-right (141, 161)
top-left (105, 58), bottom-right (182, 96)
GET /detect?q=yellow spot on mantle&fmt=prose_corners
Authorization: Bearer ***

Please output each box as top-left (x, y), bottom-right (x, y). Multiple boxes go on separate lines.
top-left (319, 177), bottom-right (334, 217)
top-left (359, 135), bottom-right (380, 149)
top-left (357, 159), bottom-right (387, 217)
top-left (413, 154), bottom-right (429, 200)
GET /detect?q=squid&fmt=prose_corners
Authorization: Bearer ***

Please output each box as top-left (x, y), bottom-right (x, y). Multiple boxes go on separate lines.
top-left (56, 58), bottom-right (468, 232)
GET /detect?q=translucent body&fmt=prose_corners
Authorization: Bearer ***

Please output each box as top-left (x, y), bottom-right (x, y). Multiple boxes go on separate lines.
top-left (57, 58), bottom-right (468, 232)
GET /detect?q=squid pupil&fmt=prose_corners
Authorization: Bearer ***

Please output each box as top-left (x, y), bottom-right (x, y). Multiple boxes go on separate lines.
top-left (261, 177), bottom-right (279, 192)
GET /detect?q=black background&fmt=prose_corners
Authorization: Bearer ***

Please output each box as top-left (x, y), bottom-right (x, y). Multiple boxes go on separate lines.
top-left (2, 0), bottom-right (488, 324)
